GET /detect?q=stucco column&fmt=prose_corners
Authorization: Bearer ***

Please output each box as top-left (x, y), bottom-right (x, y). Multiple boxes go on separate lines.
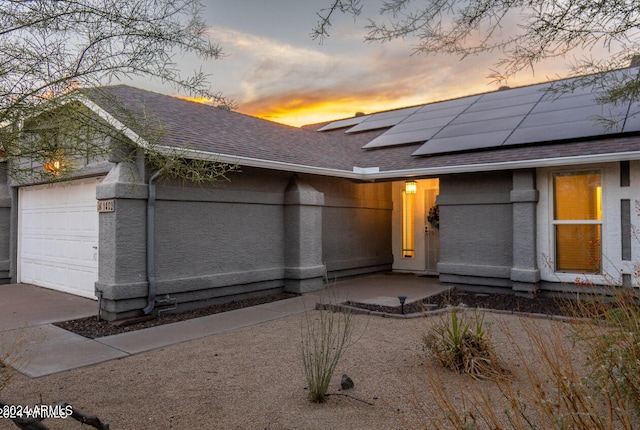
top-left (510, 169), bottom-right (540, 294)
top-left (0, 165), bottom-right (11, 284)
top-left (95, 158), bottom-right (149, 320)
top-left (283, 176), bottom-right (326, 293)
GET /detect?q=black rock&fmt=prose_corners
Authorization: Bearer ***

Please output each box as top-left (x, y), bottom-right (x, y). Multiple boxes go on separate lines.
top-left (341, 374), bottom-right (354, 390)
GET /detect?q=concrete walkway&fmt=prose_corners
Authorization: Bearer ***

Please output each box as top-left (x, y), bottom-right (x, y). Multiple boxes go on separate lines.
top-left (0, 273), bottom-right (447, 378)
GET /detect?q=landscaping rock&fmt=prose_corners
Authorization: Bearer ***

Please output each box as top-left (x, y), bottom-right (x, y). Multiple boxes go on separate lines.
top-left (341, 374), bottom-right (354, 390)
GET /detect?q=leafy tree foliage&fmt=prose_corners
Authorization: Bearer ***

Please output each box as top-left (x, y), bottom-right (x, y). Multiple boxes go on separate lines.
top-left (0, 0), bottom-right (235, 182)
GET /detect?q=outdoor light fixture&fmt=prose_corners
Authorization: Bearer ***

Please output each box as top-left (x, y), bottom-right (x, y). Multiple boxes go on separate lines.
top-left (397, 295), bottom-right (407, 314)
top-left (405, 181), bottom-right (417, 194)
top-left (44, 160), bottom-right (61, 173)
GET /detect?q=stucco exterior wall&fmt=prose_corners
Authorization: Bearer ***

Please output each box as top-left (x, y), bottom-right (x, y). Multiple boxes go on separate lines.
top-left (306, 176), bottom-right (393, 278)
top-left (437, 171), bottom-right (516, 290)
top-left (96, 165), bottom-right (393, 320)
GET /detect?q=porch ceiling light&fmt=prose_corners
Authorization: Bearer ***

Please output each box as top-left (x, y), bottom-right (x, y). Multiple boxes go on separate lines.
top-left (44, 160), bottom-right (61, 173)
top-left (405, 181), bottom-right (417, 194)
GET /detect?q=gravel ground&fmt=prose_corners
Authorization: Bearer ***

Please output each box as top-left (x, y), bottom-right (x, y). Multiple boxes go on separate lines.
top-left (2, 293), bottom-right (632, 430)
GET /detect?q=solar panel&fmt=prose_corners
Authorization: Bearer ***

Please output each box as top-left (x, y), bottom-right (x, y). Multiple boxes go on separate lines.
top-left (505, 120), bottom-right (615, 146)
top-left (415, 95), bottom-right (481, 112)
top-left (412, 130), bottom-right (513, 156)
top-left (623, 102), bottom-right (640, 132)
top-left (532, 93), bottom-right (600, 112)
top-left (464, 88), bottom-right (545, 113)
top-left (435, 115), bottom-right (525, 139)
top-left (448, 103), bottom-right (533, 126)
top-left (363, 126), bottom-right (444, 148)
top-left (316, 115), bottom-right (368, 132)
top-left (346, 106), bottom-right (421, 133)
top-left (362, 95), bottom-right (481, 148)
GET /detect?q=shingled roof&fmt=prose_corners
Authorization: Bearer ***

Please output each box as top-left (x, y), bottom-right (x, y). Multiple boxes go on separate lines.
top-left (83, 85), bottom-right (381, 175)
top-left (82, 76), bottom-right (640, 181)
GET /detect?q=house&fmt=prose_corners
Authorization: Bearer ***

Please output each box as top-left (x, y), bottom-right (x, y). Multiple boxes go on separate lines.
top-left (0, 67), bottom-right (639, 321)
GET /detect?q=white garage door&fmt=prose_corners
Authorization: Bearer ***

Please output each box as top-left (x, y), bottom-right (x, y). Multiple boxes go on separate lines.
top-left (19, 177), bottom-right (104, 298)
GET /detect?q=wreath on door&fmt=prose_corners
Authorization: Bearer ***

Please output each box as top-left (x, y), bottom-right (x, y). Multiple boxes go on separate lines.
top-left (427, 204), bottom-right (439, 229)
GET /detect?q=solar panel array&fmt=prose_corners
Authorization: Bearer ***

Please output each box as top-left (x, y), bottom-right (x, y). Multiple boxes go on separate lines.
top-left (363, 96), bottom-right (481, 149)
top-left (318, 68), bottom-right (640, 156)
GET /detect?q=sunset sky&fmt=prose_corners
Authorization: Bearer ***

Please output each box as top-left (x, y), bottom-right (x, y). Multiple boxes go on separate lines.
top-left (126, 1), bottom-right (614, 127)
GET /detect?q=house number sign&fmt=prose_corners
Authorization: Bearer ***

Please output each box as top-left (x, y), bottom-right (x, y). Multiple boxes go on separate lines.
top-left (97, 199), bottom-right (114, 213)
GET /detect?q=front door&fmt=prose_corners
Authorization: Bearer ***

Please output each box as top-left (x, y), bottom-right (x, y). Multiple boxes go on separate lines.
top-left (392, 178), bottom-right (440, 273)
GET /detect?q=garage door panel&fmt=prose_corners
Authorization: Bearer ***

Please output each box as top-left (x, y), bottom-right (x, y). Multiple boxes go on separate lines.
top-left (19, 177), bottom-right (103, 299)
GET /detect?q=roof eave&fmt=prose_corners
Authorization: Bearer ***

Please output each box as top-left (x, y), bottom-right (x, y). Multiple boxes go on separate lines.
top-left (371, 150), bottom-right (640, 180)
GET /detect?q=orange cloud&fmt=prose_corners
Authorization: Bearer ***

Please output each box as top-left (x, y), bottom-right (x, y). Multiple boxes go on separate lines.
top-left (188, 25), bottom-right (576, 127)
top-left (237, 75), bottom-right (535, 127)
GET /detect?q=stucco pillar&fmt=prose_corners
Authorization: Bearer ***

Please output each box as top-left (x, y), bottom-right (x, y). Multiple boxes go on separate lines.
top-left (283, 176), bottom-right (326, 293)
top-left (95, 158), bottom-right (148, 320)
top-left (0, 165), bottom-right (11, 284)
top-left (510, 169), bottom-right (540, 294)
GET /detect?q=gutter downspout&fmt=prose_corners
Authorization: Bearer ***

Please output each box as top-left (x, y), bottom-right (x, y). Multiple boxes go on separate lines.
top-left (143, 170), bottom-right (161, 315)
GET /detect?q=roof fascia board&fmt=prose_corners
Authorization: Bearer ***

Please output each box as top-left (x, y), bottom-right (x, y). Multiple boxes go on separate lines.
top-left (372, 151), bottom-right (640, 180)
top-left (152, 145), bottom-right (367, 180)
top-left (74, 94), bottom-right (152, 149)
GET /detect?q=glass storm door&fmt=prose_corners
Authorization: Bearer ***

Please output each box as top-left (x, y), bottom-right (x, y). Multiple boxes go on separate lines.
top-left (424, 187), bottom-right (440, 273)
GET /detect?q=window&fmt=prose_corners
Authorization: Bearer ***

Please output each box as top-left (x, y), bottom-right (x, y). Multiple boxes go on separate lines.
top-left (553, 171), bottom-right (602, 273)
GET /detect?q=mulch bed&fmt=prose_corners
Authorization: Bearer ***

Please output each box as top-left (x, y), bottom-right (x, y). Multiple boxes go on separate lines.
top-left (54, 293), bottom-right (298, 339)
top-left (346, 289), bottom-right (572, 316)
top-left (55, 289), bottom-right (582, 340)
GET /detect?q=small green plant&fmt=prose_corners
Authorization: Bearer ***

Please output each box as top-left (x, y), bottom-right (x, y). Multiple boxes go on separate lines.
top-left (301, 304), bottom-right (355, 403)
top-left (423, 308), bottom-right (505, 380)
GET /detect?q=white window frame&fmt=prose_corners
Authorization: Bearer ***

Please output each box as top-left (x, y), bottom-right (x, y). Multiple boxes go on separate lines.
top-left (538, 164), bottom-right (615, 285)
top-left (551, 169), bottom-right (603, 274)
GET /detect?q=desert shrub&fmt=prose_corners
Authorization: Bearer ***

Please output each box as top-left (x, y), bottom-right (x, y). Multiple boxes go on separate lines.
top-left (300, 305), bottom-right (355, 403)
top-left (404, 301), bottom-right (640, 430)
top-left (423, 308), bottom-right (506, 380)
top-left (566, 284), bottom-right (640, 414)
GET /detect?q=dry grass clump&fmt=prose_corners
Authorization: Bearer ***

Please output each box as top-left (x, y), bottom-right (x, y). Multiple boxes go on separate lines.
top-left (422, 308), bottom-right (507, 381)
top-left (0, 331), bottom-right (30, 394)
top-left (562, 283), bottom-right (640, 415)
top-left (300, 305), bottom-right (356, 403)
